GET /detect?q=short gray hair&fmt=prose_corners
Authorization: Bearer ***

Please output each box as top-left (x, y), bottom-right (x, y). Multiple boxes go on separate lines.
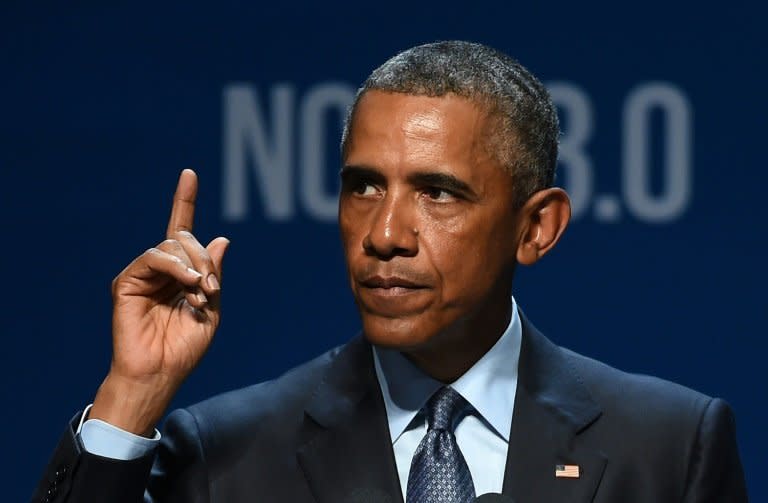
top-left (341, 40), bottom-right (559, 206)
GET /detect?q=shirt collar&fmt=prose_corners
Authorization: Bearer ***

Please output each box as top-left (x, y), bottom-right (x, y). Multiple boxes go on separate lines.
top-left (372, 297), bottom-right (522, 444)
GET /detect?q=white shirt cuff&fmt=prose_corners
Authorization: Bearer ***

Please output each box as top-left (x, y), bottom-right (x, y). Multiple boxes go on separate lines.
top-left (76, 405), bottom-right (160, 460)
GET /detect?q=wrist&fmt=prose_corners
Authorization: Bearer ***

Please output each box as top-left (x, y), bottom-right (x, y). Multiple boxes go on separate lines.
top-left (90, 372), bottom-right (178, 437)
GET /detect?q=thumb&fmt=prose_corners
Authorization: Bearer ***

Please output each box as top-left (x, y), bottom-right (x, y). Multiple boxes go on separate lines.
top-left (207, 237), bottom-right (230, 280)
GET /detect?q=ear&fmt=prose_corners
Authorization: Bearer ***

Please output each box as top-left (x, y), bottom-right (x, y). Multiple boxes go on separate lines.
top-left (515, 188), bottom-right (571, 266)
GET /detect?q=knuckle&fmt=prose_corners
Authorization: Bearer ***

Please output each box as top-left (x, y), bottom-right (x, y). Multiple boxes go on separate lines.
top-left (111, 269), bottom-right (130, 297)
top-left (159, 239), bottom-right (180, 250)
top-left (172, 230), bottom-right (196, 243)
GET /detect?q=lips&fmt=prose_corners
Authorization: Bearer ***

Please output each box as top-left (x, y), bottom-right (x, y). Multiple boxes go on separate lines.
top-left (356, 274), bottom-right (432, 316)
top-left (360, 275), bottom-right (425, 289)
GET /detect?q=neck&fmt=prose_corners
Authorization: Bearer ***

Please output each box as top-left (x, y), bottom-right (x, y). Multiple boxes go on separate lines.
top-left (403, 297), bottom-right (512, 383)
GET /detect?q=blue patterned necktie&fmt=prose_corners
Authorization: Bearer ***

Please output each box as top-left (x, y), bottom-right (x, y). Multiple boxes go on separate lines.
top-left (406, 386), bottom-right (476, 503)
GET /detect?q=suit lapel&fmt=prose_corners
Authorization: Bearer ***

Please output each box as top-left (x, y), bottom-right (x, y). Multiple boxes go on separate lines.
top-left (503, 314), bottom-right (607, 502)
top-left (297, 337), bottom-right (403, 503)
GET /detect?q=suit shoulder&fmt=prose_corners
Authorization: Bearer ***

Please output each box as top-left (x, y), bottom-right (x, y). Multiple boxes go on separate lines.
top-left (186, 344), bottom-right (342, 424)
top-left (153, 343), bottom-right (354, 488)
top-left (163, 343), bottom-right (345, 462)
top-left (559, 346), bottom-right (716, 427)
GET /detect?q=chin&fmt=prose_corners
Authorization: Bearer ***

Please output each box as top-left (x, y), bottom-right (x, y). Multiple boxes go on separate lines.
top-left (361, 315), bottom-right (436, 351)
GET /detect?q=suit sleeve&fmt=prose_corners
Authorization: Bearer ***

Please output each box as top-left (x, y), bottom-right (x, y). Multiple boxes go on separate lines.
top-left (29, 412), bottom-right (155, 503)
top-left (31, 409), bottom-right (211, 503)
top-left (681, 398), bottom-right (748, 502)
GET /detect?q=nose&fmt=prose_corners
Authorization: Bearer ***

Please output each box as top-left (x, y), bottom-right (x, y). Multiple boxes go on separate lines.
top-left (362, 191), bottom-right (418, 259)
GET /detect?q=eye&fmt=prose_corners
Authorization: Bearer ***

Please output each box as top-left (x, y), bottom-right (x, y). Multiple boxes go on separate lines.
top-left (421, 187), bottom-right (457, 202)
top-left (353, 181), bottom-right (379, 196)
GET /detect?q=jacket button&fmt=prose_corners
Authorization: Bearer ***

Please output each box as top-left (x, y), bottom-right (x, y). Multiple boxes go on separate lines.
top-left (55, 468), bottom-right (65, 481)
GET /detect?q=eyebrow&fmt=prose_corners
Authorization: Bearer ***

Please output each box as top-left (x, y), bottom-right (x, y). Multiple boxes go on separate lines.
top-left (339, 165), bottom-right (385, 185)
top-left (340, 165), bottom-right (478, 200)
top-left (408, 172), bottom-right (477, 200)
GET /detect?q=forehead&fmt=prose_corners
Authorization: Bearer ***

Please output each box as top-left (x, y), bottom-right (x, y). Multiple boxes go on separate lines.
top-left (345, 91), bottom-right (499, 177)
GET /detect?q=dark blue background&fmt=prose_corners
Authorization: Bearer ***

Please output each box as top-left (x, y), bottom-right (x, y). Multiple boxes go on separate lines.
top-left (3, 2), bottom-right (765, 500)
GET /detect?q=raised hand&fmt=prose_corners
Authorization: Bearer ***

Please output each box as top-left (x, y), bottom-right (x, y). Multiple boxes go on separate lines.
top-left (90, 169), bottom-right (229, 436)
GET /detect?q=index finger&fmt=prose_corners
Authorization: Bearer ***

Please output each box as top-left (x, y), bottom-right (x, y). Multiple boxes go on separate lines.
top-left (166, 169), bottom-right (198, 238)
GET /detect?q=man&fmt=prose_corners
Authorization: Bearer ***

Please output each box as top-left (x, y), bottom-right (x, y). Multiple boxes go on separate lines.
top-left (32, 41), bottom-right (747, 502)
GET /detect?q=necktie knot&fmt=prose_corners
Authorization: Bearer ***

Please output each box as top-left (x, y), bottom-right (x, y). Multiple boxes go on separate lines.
top-left (426, 386), bottom-right (470, 431)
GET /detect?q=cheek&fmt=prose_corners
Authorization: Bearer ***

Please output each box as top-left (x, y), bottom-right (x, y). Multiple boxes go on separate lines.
top-left (338, 201), bottom-right (363, 252)
top-left (422, 212), bottom-right (514, 297)
top-left (423, 226), bottom-right (495, 289)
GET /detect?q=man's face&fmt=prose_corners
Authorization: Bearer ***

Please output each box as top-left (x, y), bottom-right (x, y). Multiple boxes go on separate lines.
top-left (339, 90), bottom-right (521, 352)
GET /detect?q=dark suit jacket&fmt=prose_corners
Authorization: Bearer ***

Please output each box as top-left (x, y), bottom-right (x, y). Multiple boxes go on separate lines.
top-left (32, 317), bottom-right (748, 502)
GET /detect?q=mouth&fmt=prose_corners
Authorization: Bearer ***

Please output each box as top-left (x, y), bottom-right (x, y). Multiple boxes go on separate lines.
top-left (360, 275), bottom-right (427, 294)
top-left (355, 274), bottom-right (432, 316)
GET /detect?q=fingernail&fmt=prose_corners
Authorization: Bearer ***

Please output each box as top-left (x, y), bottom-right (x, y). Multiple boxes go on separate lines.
top-left (187, 267), bottom-right (202, 279)
top-left (207, 274), bottom-right (220, 290)
top-left (196, 291), bottom-right (208, 304)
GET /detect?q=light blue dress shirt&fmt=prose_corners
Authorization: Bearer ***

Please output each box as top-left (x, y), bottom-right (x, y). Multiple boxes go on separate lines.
top-left (372, 297), bottom-right (522, 498)
top-left (79, 297), bottom-right (522, 500)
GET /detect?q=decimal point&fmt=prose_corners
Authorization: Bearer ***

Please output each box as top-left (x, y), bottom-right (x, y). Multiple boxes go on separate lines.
top-left (594, 195), bottom-right (621, 222)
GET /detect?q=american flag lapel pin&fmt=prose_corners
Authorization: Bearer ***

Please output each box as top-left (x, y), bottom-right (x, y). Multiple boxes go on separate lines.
top-left (555, 464), bottom-right (580, 478)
